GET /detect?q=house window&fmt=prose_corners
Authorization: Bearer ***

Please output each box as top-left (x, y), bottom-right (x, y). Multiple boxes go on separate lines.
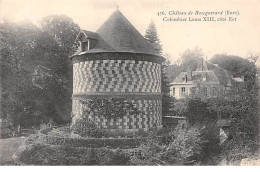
top-left (202, 87), bottom-right (208, 97)
top-left (181, 87), bottom-right (186, 96)
top-left (172, 88), bottom-right (175, 97)
top-left (212, 87), bottom-right (217, 97)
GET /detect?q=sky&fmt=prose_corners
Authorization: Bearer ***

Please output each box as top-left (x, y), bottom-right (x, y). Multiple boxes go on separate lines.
top-left (1, 0), bottom-right (260, 63)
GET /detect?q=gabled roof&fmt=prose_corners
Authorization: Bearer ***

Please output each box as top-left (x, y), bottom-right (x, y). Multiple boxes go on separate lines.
top-left (171, 60), bottom-right (232, 87)
top-left (172, 72), bottom-right (194, 84)
top-left (172, 70), bottom-right (219, 84)
top-left (96, 10), bottom-right (157, 54)
top-left (78, 30), bottom-right (99, 40)
top-left (206, 62), bottom-right (231, 86)
top-left (192, 70), bottom-right (219, 83)
top-left (74, 30), bottom-right (115, 54)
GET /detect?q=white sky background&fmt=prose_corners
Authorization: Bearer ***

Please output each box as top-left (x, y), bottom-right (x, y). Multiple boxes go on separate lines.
top-left (1, 0), bottom-right (260, 64)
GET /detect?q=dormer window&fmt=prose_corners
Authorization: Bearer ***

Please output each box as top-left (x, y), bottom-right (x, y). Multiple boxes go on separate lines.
top-left (183, 75), bottom-right (188, 82)
top-left (76, 30), bottom-right (98, 52)
top-left (80, 41), bottom-right (88, 52)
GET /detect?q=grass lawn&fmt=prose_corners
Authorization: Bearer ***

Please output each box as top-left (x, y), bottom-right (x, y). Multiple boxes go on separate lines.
top-left (0, 137), bottom-right (25, 165)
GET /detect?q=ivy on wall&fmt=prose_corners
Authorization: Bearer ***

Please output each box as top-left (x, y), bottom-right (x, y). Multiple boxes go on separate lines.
top-left (80, 98), bottom-right (141, 119)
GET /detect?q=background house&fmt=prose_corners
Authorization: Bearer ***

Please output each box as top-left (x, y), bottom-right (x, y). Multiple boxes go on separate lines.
top-left (170, 58), bottom-right (232, 99)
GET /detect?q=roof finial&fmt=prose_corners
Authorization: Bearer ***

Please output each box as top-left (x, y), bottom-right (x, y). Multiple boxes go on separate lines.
top-left (114, 2), bottom-right (119, 10)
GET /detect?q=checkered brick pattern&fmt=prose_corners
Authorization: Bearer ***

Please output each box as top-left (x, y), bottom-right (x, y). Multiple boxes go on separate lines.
top-left (72, 99), bottom-right (162, 132)
top-left (73, 60), bottom-right (161, 94)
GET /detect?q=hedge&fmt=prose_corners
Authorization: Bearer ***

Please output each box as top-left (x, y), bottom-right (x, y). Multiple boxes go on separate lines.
top-left (15, 143), bottom-right (131, 165)
top-left (37, 134), bottom-right (148, 148)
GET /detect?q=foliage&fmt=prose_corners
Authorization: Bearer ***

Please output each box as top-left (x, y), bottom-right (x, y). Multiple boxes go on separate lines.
top-left (71, 98), bottom-right (148, 138)
top-left (172, 98), bottom-right (221, 164)
top-left (173, 99), bottom-right (189, 116)
top-left (210, 54), bottom-right (251, 76)
top-left (208, 54), bottom-right (259, 140)
top-left (184, 98), bottom-right (218, 126)
top-left (179, 46), bottom-right (204, 66)
top-left (210, 54), bottom-right (258, 92)
top-left (130, 127), bottom-right (207, 165)
top-left (199, 123), bottom-right (221, 164)
top-left (144, 21), bottom-right (174, 116)
top-left (161, 56), bottom-right (175, 117)
top-left (144, 21), bottom-right (162, 55)
top-left (71, 119), bottom-right (108, 138)
top-left (47, 127), bottom-right (72, 138)
top-left (36, 132), bottom-right (144, 148)
top-left (0, 15), bottom-right (80, 128)
top-left (161, 62), bottom-right (175, 116)
top-left (207, 55), bottom-right (259, 163)
top-left (218, 91), bottom-right (259, 143)
top-left (15, 143), bottom-right (130, 165)
top-left (80, 98), bottom-right (141, 119)
top-left (166, 47), bottom-right (204, 83)
top-left (40, 15), bottom-right (80, 56)
top-left (16, 126), bottom-right (220, 165)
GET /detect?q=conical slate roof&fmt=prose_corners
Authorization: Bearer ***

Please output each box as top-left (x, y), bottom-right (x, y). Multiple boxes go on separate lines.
top-left (96, 10), bottom-right (157, 54)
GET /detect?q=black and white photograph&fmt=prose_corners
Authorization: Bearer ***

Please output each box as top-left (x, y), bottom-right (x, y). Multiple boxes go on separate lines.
top-left (0, 0), bottom-right (260, 166)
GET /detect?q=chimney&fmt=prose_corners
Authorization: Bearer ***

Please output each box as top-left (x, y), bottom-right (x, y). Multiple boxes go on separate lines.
top-left (196, 58), bottom-right (203, 71)
top-left (196, 58), bottom-right (208, 71)
top-left (187, 68), bottom-right (192, 81)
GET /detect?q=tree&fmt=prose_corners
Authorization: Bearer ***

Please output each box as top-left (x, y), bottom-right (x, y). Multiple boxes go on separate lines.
top-left (0, 15), bottom-right (80, 128)
top-left (161, 60), bottom-right (175, 116)
top-left (0, 20), bottom-right (50, 127)
top-left (210, 54), bottom-right (257, 92)
top-left (160, 53), bottom-right (175, 116)
top-left (179, 46), bottom-right (204, 66)
top-left (184, 98), bottom-right (218, 126)
top-left (166, 47), bottom-right (204, 83)
top-left (40, 15), bottom-right (80, 55)
top-left (40, 15), bottom-right (80, 86)
top-left (144, 21), bottom-right (162, 55)
top-left (210, 54), bottom-right (249, 76)
top-left (209, 54), bottom-right (259, 162)
top-left (144, 22), bottom-right (174, 116)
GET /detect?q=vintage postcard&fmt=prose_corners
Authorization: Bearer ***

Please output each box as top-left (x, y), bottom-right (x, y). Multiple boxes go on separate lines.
top-left (0, 0), bottom-right (260, 166)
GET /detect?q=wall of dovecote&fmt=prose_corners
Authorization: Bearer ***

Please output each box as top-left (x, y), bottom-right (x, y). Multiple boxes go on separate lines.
top-left (73, 60), bottom-right (161, 93)
top-left (71, 55), bottom-right (163, 132)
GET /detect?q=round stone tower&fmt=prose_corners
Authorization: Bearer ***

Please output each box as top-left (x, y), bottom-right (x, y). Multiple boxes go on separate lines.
top-left (70, 10), bottom-right (164, 133)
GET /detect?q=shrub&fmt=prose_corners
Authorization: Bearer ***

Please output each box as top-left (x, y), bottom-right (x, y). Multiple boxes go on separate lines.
top-left (130, 127), bottom-right (206, 165)
top-left (198, 123), bottom-right (221, 164)
top-left (71, 119), bottom-right (108, 138)
top-left (47, 127), bottom-right (71, 137)
top-left (174, 98), bottom-right (189, 116)
top-left (35, 133), bottom-right (144, 148)
top-left (184, 98), bottom-right (217, 126)
top-left (15, 143), bottom-right (131, 165)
